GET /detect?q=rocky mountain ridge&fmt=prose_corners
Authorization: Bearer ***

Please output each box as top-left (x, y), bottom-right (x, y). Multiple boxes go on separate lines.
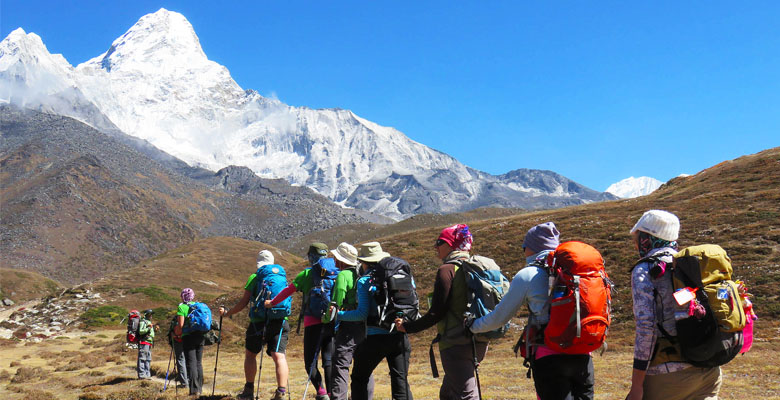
top-left (0, 106), bottom-right (371, 284)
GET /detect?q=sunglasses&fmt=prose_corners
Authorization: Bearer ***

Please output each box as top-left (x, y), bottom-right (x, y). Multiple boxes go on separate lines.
top-left (434, 239), bottom-right (448, 248)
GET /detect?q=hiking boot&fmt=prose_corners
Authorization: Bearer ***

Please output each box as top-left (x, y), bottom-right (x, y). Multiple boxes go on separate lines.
top-left (237, 383), bottom-right (254, 400)
top-left (270, 389), bottom-right (286, 400)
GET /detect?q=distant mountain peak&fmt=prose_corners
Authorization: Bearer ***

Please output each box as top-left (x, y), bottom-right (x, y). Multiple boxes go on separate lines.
top-left (606, 176), bottom-right (662, 198)
top-left (83, 8), bottom-right (205, 72)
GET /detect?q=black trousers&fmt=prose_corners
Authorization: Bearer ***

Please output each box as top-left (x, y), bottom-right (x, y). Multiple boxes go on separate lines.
top-left (351, 333), bottom-right (413, 400)
top-left (303, 323), bottom-right (335, 393)
top-left (182, 332), bottom-right (205, 395)
top-left (532, 354), bottom-right (594, 400)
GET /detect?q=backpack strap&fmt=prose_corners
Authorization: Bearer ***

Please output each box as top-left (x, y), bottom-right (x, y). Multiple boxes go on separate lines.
top-left (429, 334), bottom-right (442, 378)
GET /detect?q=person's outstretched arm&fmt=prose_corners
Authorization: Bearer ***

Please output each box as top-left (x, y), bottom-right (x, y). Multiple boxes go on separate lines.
top-left (220, 289), bottom-right (251, 317)
top-left (470, 267), bottom-right (541, 333)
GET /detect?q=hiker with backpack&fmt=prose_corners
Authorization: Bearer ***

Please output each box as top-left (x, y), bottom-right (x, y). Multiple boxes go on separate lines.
top-left (323, 242), bottom-right (375, 400)
top-left (265, 243), bottom-right (337, 400)
top-left (219, 250), bottom-right (292, 400)
top-left (626, 210), bottom-right (723, 400)
top-left (337, 242), bottom-right (415, 400)
top-left (396, 224), bottom-right (493, 400)
top-left (174, 287), bottom-right (211, 396)
top-left (466, 222), bottom-right (601, 399)
top-left (136, 309), bottom-right (158, 379)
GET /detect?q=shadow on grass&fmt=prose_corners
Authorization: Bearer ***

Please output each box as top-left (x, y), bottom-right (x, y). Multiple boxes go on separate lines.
top-left (83, 376), bottom-right (136, 387)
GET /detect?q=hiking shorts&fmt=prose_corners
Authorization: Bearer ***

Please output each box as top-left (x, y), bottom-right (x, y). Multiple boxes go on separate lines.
top-left (246, 319), bottom-right (289, 356)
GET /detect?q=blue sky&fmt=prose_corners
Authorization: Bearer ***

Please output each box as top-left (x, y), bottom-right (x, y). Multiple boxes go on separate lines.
top-left (3, 1), bottom-right (779, 191)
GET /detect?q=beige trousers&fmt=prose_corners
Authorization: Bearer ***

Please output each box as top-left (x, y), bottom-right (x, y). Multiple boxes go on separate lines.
top-left (643, 366), bottom-right (722, 400)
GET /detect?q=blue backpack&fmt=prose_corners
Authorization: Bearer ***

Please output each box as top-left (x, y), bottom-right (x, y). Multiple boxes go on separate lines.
top-left (305, 258), bottom-right (339, 318)
top-left (183, 302), bottom-right (212, 334)
top-left (458, 255), bottom-right (511, 339)
top-left (250, 264), bottom-right (292, 320)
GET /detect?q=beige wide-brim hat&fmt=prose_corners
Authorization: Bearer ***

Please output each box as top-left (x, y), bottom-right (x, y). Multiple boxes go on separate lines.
top-left (331, 242), bottom-right (359, 266)
top-left (357, 241), bottom-right (391, 263)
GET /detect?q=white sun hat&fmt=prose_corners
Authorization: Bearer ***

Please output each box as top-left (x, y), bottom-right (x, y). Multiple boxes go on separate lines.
top-left (256, 249), bottom-right (275, 267)
top-left (630, 210), bottom-right (680, 241)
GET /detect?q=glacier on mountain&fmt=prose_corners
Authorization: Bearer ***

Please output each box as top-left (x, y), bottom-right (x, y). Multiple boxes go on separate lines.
top-left (0, 8), bottom-right (616, 219)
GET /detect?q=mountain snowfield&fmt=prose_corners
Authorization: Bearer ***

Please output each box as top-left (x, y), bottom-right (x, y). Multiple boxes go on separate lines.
top-left (0, 8), bottom-right (615, 219)
top-left (605, 176), bottom-right (663, 198)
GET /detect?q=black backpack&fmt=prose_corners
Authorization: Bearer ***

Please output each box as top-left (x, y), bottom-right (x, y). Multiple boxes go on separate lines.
top-left (367, 257), bottom-right (421, 330)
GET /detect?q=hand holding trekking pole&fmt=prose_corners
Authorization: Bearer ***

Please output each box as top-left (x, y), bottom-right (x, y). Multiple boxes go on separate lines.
top-left (391, 312), bottom-right (406, 333)
top-left (463, 313), bottom-right (475, 334)
top-left (263, 299), bottom-right (273, 308)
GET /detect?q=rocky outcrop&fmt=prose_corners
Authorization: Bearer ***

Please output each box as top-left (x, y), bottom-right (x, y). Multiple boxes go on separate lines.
top-left (0, 288), bottom-right (103, 341)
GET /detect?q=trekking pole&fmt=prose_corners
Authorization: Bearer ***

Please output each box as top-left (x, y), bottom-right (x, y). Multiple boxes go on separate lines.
top-left (255, 321), bottom-right (267, 400)
top-left (211, 314), bottom-right (223, 396)
top-left (162, 344), bottom-right (174, 392)
top-left (174, 349), bottom-right (179, 397)
top-left (464, 312), bottom-right (483, 400)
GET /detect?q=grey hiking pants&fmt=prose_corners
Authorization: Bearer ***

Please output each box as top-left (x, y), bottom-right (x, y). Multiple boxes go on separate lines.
top-left (183, 332), bottom-right (205, 395)
top-left (137, 343), bottom-right (152, 379)
top-left (439, 341), bottom-right (488, 400)
top-left (331, 321), bottom-right (374, 400)
top-left (174, 339), bottom-right (188, 386)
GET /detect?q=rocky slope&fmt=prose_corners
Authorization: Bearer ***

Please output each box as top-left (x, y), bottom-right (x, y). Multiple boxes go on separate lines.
top-left (0, 106), bottom-right (370, 284)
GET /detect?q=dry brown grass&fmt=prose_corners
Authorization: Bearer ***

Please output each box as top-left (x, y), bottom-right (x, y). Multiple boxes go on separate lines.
top-left (0, 326), bottom-right (777, 399)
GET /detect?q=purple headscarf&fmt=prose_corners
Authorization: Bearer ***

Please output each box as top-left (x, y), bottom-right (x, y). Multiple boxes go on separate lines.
top-left (181, 288), bottom-right (195, 303)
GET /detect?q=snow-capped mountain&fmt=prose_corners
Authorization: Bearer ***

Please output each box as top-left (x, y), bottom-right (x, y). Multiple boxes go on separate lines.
top-left (0, 9), bottom-right (616, 219)
top-left (606, 176), bottom-right (663, 198)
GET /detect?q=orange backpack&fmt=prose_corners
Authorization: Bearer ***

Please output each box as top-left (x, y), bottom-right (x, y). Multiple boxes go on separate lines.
top-left (544, 241), bottom-right (613, 354)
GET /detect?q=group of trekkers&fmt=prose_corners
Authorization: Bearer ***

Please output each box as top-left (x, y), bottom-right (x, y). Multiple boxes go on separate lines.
top-left (140, 208), bottom-right (753, 399)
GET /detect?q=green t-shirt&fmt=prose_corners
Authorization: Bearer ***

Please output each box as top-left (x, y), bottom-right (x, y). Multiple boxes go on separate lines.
top-left (177, 302), bottom-right (191, 336)
top-left (332, 268), bottom-right (359, 309)
top-left (293, 268), bottom-right (314, 294)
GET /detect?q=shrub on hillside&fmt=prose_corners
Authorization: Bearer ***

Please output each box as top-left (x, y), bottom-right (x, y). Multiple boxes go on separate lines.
top-left (129, 285), bottom-right (177, 303)
top-left (10, 366), bottom-right (44, 383)
top-left (80, 305), bottom-right (127, 327)
top-left (19, 389), bottom-right (55, 400)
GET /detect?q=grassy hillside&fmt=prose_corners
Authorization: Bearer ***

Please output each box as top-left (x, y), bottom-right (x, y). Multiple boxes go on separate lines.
top-left (372, 147), bottom-right (780, 330)
top-left (91, 237), bottom-right (307, 315)
top-left (93, 147), bottom-right (780, 332)
top-left (0, 268), bottom-right (61, 304)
